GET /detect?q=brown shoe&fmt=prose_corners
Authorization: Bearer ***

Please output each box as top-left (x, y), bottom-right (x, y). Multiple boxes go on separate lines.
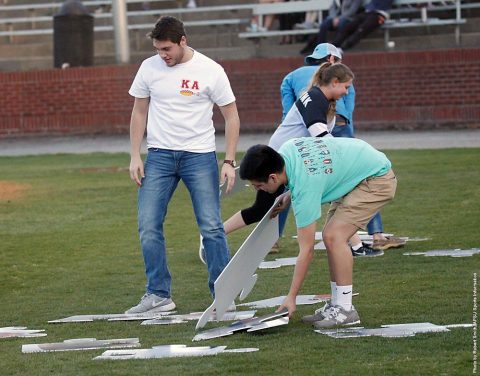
top-left (372, 236), bottom-right (406, 250)
top-left (269, 241), bottom-right (280, 254)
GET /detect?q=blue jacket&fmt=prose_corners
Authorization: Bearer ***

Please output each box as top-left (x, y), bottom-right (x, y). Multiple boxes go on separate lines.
top-left (280, 65), bottom-right (355, 129)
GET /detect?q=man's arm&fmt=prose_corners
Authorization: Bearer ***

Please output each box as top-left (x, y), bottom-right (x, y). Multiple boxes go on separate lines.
top-left (218, 101), bottom-right (240, 194)
top-left (278, 222), bottom-right (317, 317)
top-left (129, 97), bottom-right (149, 186)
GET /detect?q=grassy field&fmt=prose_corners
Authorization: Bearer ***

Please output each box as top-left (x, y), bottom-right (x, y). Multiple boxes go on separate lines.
top-left (0, 148), bottom-right (478, 375)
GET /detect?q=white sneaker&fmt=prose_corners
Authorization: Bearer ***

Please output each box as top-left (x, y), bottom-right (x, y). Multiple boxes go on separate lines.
top-left (125, 293), bottom-right (176, 314)
top-left (186, 0), bottom-right (197, 8)
top-left (294, 21), bottom-right (318, 29)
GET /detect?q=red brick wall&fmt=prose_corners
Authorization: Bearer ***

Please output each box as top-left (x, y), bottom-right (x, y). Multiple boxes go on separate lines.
top-left (1, 48), bottom-right (479, 138)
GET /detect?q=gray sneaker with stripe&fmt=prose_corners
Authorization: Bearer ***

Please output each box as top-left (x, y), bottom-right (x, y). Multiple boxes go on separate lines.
top-left (125, 293), bottom-right (176, 314)
top-left (302, 302), bottom-right (333, 324)
top-left (313, 305), bottom-right (360, 329)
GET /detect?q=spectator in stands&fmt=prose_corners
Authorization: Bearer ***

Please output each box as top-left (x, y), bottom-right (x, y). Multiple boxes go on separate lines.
top-left (332, 0), bottom-right (393, 51)
top-left (247, 0), bottom-right (285, 32)
top-left (126, 16), bottom-right (240, 314)
top-left (279, 0), bottom-right (305, 44)
top-left (280, 43), bottom-right (404, 255)
top-left (300, 0), bottom-right (364, 55)
top-left (294, 11), bottom-right (319, 31)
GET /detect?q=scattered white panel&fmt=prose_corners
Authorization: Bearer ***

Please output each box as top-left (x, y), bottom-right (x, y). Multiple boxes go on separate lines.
top-left (246, 317), bottom-right (289, 332)
top-left (195, 193), bottom-right (289, 330)
top-left (299, 231), bottom-right (397, 241)
top-left (444, 323), bottom-right (473, 329)
top-left (315, 322), bottom-right (452, 338)
top-left (141, 319), bottom-right (187, 325)
top-left (237, 294), bottom-right (330, 309)
top-left (94, 345), bottom-right (258, 360)
top-left (141, 310), bottom-right (256, 326)
top-left (314, 234), bottom-right (428, 250)
top-left (0, 327), bottom-right (46, 339)
top-left (48, 311), bottom-right (175, 324)
top-left (259, 257), bottom-right (298, 269)
top-left (193, 310), bottom-right (289, 341)
top-left (404, 248), bottom-right (480, 258)
top-left (22, 338), bottom-right (140, 353)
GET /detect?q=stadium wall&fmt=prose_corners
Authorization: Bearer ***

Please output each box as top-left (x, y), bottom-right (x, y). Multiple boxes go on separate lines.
top-left (0, 47), bottom-right (479, 138)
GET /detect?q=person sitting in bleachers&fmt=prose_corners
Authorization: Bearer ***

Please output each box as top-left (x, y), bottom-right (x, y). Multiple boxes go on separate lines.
top-left (332, 0), bottom-right (393, 51)
top-left (300, 0), bottom-right (364, 55)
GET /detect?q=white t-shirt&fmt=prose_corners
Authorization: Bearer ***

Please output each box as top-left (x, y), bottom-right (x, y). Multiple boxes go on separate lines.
top-left (129, 49), bottom-right (236, 152)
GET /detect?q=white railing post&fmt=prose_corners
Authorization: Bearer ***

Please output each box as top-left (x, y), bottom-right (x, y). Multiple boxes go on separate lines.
top-left (112, 0), bottom-right (130, 64)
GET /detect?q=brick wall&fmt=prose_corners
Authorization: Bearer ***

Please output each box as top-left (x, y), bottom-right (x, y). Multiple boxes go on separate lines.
top-left (0, 48), bottom-right (479, 138)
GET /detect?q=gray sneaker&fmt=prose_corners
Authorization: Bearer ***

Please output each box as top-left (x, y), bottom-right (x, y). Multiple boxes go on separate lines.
top-left (301, 302), bottom-right (333, 324)
top-left (313, 305), bottom-right (360, 329)
top-left (125, 293), bottom-right (176, 314)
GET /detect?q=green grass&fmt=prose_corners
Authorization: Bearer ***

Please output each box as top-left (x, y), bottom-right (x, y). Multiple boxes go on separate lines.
top-left (0, 149), bottom-right (478, 375)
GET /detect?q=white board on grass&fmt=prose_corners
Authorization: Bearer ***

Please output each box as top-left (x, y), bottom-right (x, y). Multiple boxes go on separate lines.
top-left (94, 345), bottom-right (258, 360)
top-left (22, 338), bottom-right (140, 353)
top-left (314, 322), bottom-right (469, 338)
top-left (0, 327), bottom-right (46, 339)
top-left (195, 193), bottom-right (289, 330)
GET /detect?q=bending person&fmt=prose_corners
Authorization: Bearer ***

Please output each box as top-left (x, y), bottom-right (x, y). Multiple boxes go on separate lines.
top-left (239, 138), bottom-right (397, 328)
top-left (224, 63), bottom-right (364, 252)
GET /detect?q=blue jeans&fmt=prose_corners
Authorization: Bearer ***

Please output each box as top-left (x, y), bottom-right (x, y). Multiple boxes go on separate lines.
top-left (367, 212), bottom-right (383, 235)
top-left (331, 123), bottom-right (354, 138)
top-left (138, 149), bottom-right (230, 298)
top-left (317, 16), bottom-right (351, 44)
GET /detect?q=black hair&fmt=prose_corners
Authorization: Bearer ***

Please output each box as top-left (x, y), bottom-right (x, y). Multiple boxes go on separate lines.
top-left (149, 16), bottom-right (186, 43)
top-left (239, 144), bottom-right (285, 182)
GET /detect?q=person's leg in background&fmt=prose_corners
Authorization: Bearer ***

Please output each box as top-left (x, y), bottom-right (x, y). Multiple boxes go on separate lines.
top-left (368, 212), bottom-right (406, 250)
top-left (332, 13), bottom-right (365, 49)
top-left (300, 16), bottom-right (334, 55)
top-left (339, 12), bottom-right (384, 50)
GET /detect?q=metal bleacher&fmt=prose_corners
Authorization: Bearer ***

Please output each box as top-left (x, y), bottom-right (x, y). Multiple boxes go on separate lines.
top-left (0, 0), bottom-right (479, 71)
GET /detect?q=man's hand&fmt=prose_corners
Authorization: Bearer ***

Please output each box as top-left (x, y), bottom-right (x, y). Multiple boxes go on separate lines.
top-left (271, 192), bottom-right (291, 218)
top-left (220, 163), bottom-right (236, 194)
top-left (129, 155), bottom-right (144, 187)
top-left (276, 294), bottom-right (296, 318)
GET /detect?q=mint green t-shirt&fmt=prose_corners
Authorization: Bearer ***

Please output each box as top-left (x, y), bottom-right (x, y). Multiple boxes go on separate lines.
top-left (279, 137), bottom-right (392, 228)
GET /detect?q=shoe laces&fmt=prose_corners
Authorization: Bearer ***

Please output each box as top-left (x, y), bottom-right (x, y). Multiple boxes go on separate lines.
top-left (323, 306), bottom-right (341, 319)
top-left (140, 293), bottom-right (152, 301)
top-left (314, 302), bottom-right (331, 314)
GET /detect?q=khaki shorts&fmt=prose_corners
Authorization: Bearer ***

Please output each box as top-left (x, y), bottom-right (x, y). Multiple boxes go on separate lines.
top-left (325, 169), bottom-right (397, 230)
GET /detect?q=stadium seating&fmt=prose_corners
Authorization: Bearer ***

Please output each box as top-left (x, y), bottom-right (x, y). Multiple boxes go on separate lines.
top-left (0, 0), bottom-right (479, 71)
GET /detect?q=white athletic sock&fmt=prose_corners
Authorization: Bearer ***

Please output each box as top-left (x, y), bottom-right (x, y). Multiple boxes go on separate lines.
top-left (336, 284), bottom-right (353, 311)
top-left (351, 242), bottom-right (362, 251)
top-left (330, 281), bottom-right (337, 306)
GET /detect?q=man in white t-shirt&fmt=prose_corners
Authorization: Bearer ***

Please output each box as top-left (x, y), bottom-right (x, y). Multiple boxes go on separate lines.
top-left (126, 16), bottom-right (240, 314)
